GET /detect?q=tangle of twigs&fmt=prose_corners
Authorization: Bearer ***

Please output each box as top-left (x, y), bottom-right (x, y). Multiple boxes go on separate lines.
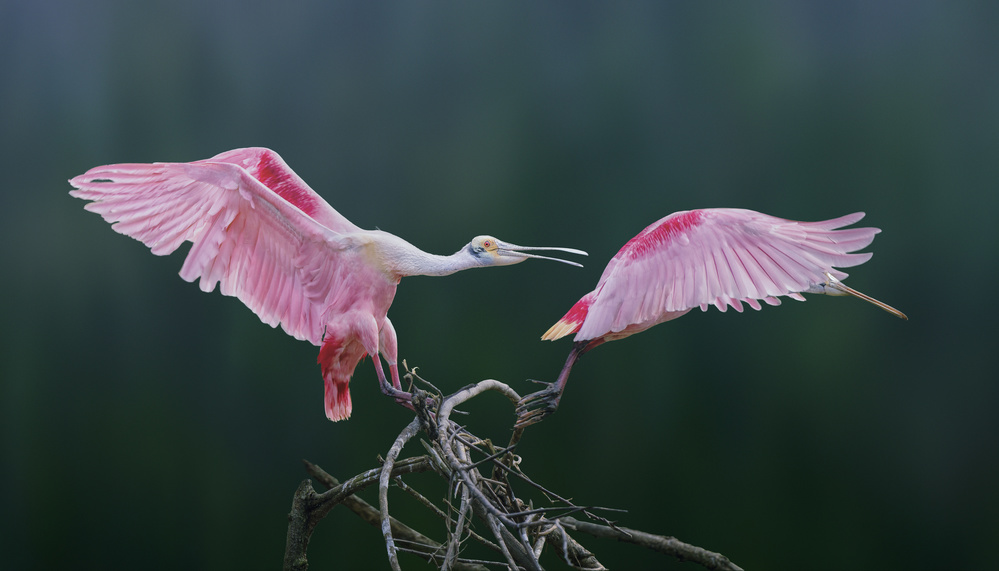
top-left (283, 365), bottom-right (743, 571)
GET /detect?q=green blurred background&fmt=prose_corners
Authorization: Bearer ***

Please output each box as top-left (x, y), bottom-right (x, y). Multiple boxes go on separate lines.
top-left (3, 1), bottom-right (997, 569)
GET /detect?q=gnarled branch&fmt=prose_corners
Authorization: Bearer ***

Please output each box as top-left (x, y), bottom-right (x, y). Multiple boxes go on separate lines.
top-left (283, 368), bottom-right (743, 570)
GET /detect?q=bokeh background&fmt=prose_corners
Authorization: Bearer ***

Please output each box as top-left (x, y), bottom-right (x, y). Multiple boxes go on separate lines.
top-left (3, 1), bottom-right (997, 569)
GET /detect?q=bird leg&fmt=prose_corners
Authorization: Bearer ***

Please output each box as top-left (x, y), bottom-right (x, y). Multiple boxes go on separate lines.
top-left (373, 358), bottom-right (416, 412)
top-left (373, 359), bottom-right (440, 416)
top-left (515, 341), bottom-right (590, 428)
top-left (818, 272), bottom-right (908, 320)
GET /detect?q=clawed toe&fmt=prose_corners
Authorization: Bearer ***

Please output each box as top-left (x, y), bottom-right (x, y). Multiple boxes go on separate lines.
top-left (514, 383), bottom-right (563, 428)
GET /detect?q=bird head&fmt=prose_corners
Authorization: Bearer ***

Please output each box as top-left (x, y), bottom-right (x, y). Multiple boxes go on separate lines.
top-left (467, 235), bottom-right (587, 267)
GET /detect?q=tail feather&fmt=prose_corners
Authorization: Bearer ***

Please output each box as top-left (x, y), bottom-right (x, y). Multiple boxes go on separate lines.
top-left (318, 336), bottom-right (366, 421)
top-left (542, 295), bottom-right (591, 341)
top-left (542, 318), bottom-right (581, 341)
top-left (323, 376), bottom-right (352, 422)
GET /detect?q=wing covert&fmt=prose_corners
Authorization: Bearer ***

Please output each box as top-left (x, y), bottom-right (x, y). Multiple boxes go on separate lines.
top-left (197, 147), bottom-right (363, 235)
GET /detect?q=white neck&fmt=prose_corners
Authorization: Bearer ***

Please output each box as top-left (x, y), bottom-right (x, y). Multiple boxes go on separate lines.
top-left (372, 232), bottom-right (481, 277)
top-left (399, 249), bottom-right (479, 277)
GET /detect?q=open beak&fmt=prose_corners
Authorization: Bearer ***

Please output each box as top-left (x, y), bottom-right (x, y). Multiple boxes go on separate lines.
top-left (496, 241), bottom-right (588, 267)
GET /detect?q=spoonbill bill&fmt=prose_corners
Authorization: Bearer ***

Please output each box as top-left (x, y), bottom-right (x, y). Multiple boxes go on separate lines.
top-left (69, 147), bottom-right (586, 421)
top-left (516, 208), bottom-right (906, 427)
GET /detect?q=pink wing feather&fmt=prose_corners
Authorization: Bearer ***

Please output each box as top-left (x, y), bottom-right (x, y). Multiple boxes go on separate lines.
top-left (547, 208), bottom-right (880, 342)
top-left (197, 148), bottom-right (362, 235)
top-left (69, 147), bottom-right (369, 346)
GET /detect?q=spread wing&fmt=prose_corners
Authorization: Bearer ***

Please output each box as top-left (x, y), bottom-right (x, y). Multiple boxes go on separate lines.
top-left (69, 147), bottom-right (372, 345)
top-left (572, 208), bottom-right (880, 340)
top-left (197, 147), bottom-right (362, 235)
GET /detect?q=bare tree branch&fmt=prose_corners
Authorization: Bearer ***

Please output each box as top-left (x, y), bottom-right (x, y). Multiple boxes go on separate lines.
top-left (285, 458), bottom-right (494, 571)
top-left (381, 417), bottom-right (423, 571)
top-left (560, 516), bottom-right (744, 571)
top-left (284, 371), bottom-right (744, 570)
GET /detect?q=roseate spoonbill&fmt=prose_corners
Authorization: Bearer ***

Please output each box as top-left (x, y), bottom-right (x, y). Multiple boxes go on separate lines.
top-left (69, 147), bottom-right (586, 421)
top-left (516, 208), bottom-right (906, 427)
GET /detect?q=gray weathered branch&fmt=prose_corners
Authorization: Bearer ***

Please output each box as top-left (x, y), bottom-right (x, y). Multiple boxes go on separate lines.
top-left (283, 371), bottom-right (743, 571)
top-left (561, 516), bottom-right (745, 571)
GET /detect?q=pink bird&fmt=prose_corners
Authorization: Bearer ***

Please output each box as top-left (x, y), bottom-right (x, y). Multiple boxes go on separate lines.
top-left (516, 208), bottom-right (906, 427)
top-left (69, 147), bottom-right (586, 421)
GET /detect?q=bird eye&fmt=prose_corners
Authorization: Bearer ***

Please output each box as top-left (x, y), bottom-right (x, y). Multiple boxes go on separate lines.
top-left (483, 240), bottom-right (492, 248)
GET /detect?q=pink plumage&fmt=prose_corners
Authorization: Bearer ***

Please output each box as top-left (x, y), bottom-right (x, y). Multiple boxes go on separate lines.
top-left (543, 208), bottom-right (892, 343)
top-left (70, 147), bottom-right (586, 421)
top-left (519, 207), bottom-right (906, 427)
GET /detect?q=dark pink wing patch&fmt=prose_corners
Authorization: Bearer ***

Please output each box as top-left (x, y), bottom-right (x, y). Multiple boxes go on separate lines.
top-left (200, 147), bottom-right (362, 234)
top-left (618, 209), bottom-right (704, 260)
top-left (248, 150), bottom-right (323, 219)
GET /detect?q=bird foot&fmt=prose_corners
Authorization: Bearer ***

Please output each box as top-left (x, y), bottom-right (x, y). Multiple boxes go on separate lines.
top-left (514, 381), bottom-right (563, 429)
top-left (383, 388), bottom-right (439, 415)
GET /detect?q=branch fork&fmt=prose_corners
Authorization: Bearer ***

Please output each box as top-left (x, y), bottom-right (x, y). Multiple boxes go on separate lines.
top-left (283, 369), bottom-right (743, 571)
